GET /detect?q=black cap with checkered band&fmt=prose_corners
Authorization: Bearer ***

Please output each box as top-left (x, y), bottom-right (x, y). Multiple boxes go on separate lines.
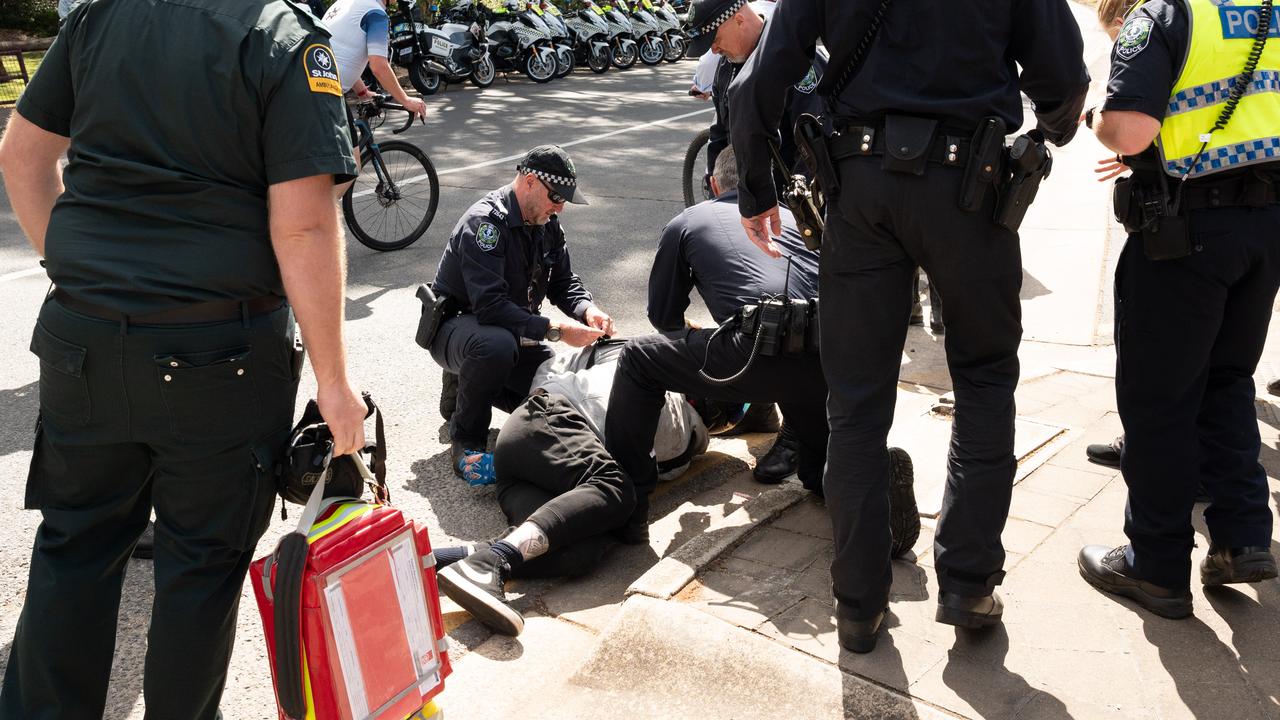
top-left (517, 145), bottom-right (588, 205)
top-left (684, 0), bottom-right (748, 57)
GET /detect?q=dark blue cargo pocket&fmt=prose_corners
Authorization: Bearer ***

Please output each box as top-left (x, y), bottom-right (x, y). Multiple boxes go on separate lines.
top-left (155, 346), bottom-right (261, 446)
top-left (30, 323), bottom-right (90, 427)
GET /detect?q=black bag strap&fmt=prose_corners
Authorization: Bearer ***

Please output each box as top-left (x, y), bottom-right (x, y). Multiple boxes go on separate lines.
top-left (819, 0), bottom-right (893, 115)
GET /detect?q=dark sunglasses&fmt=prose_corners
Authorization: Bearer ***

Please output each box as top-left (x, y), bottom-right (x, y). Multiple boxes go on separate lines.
top-left (533, 175), bottom-right (567, 205)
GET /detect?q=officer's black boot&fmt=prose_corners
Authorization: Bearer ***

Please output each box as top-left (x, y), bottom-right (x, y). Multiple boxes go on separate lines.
top-left (753, 424), bottom-right (799, 483)
top-left (888, 447), bottom-right (920, 559)
top-left (835, 601), bottom-right (885, 654)
top-left (1077, 544), bottom-right (1192, 618)
top-left (1201, 545), bottom-right (1278, 586)
top-left (614, 490), bottom-right (650, 545)
top-left (721, 402), bottom-right (781, 436)
top-left (936, 590), bottom-right (1004, 629)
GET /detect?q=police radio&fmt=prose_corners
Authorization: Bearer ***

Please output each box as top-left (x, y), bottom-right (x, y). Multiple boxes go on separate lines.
top-left (697, 256), bottom-right (819, 385)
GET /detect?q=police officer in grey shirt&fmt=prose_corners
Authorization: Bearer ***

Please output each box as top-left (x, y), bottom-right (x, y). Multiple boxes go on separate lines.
top-left (648, 147), bottom-right (818, 483)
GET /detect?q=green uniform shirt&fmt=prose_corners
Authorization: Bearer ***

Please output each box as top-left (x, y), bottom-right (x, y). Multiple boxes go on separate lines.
top-left (17, 0), bottom-right (358, 315)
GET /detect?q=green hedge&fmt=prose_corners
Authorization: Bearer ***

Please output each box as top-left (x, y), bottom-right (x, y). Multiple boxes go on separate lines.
top-left (0, 0), bottom-right (59, 38)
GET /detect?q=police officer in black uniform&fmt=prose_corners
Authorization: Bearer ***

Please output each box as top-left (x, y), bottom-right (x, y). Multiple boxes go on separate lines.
top-left (685, 0), bottom-right (826, 183)
top-left (0, 0), bottom-right (364, 715)
top-left (1078, 0), bottom-right (1280, 618)
top-left (730, 0), bottom-right (1089, 651)
top-left (429, 146), bottom-right (616, 484)
top-left (648, 147), bottom-right (819, 483)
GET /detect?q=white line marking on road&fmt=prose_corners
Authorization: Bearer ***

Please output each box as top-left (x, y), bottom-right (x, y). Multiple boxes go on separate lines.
top-left (0, 266), bottom-right (46, 283)
top-left (352, 106), bottom-right (713, 199)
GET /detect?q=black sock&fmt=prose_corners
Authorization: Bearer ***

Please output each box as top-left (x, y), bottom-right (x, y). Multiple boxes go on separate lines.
top-left (490, 540), bottom-right (524, 569)
top-left (433, 546), bottom-right (471, 569)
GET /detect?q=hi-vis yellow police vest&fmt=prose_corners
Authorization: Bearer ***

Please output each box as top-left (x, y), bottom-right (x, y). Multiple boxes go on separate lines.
top-left (1146, 0), bottom-right (1280, 178)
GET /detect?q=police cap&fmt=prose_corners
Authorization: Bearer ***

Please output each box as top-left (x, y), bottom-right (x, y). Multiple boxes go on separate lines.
top-left (518, 144), bottom-right (588, 205)
top-left (684, 0), bottom-right (747, 57)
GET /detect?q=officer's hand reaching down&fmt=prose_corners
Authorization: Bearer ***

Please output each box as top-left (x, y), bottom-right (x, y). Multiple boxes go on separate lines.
top-left (741, 206), bottom-right (783, 259)
top-left (318, 380), bottom-right (369, 456)
top-left (582, 306), bottom-right (617, 336)
top-left (558, 321), bottom-right (606, 347)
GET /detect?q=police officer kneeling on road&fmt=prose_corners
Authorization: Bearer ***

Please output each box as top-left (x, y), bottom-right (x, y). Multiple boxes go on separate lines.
top-left (423, 146), bottom-right (616, 485)
top-left (1078, 0), bottom-right (1280, 618)
top-left (730, 0), bottom-right (1089, 652)
top-left (648, 147), bottom-right (821, 485)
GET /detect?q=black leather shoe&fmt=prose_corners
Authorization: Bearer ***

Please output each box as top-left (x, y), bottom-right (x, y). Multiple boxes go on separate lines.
top-left (1085, 436), bottom-right (1124, 468)
top-left (614, 492), bottom-right (650, 545)
top-left (440, 371), bottom-right (459, 420)
top-left (131, 521), bottom-right (155, 560)
top-left (888, 447), bottom-right (920, 559)
top-left (1078, 544), bottom-right (1192, 618)
top-left (753, 425), bottom-right (798, 483)
top-left (836, 602), bottom-right (885, 654)
top-left (935, 590), bottom-right (1003, 629)
top-left (1201, 545), bottom-right (1278, 586)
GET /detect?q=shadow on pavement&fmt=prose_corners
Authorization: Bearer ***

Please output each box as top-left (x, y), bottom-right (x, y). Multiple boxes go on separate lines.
top-left (943, 625), bottom-right (1070, 719)
top-left (0, 382), bottom-right (38, 459)
top-left (841, 621), bottom-right (920, 720)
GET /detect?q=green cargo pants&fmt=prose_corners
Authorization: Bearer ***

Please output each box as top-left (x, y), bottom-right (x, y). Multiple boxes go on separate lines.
top-left (0, 297), bottom-right (299, 720)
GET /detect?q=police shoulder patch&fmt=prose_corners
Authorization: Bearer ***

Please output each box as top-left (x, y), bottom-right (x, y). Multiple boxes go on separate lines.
top-left (1115, 16), bottom-right (1154, 60)
top-left (794, 66), bottom-right (820, 94)
top-left (476, 221), bottom-right (500, 252)
top-left (303, 43), bottom-right (342, 96)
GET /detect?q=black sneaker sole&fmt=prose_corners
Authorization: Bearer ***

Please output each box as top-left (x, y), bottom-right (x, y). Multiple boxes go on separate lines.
top-left (437, 565), bottom-right (525, 636)
top-left (934, 604), bottom-right (1002, 629)
top-left (1201, 555), bottom-right (1279, 586)
top-left (1077, 558), bottom-right (1192, 619)
top-left (888, 447), bottom-right (919, 559)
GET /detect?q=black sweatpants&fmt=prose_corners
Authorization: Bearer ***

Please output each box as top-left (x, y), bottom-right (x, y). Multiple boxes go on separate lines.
top-left (1117, 203), bottom-right (1280, 589)
top-left (494, 391), bottom-right (635, 578)
top-left (605, 329), bottom-right (829, 497)
top-left (2, 298), bottom-right (296, 720)
top-left (821, 157), bottom-right (1023, 619)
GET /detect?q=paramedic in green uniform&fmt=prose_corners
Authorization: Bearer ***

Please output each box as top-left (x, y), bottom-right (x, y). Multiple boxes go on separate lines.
top-left (0, 0), bottom-right (368, 717)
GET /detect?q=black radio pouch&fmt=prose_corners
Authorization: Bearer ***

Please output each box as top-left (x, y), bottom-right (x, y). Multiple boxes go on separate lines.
top-left (1116, 174), bottom-right (1192, 261)
top-left (959, 117), bottom-right (1007, 212)
top-left (881, 115), bottom-right (938, 176)
top-left (795, 113), bottom-right (841, 200)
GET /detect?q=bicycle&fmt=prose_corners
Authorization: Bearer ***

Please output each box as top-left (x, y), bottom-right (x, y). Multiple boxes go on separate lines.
top-left (342, 95), bottom-right (440, 252)
top-left (680, 127), bottom-right (712, 208)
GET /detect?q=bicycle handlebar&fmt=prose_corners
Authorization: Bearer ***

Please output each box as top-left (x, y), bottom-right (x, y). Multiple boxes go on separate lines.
top-left (359, 94), bottom-right (424, 135)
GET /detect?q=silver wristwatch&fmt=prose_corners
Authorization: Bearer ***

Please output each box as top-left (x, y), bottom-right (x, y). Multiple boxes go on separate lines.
top-left (545, 325), bottom-right (562, 342)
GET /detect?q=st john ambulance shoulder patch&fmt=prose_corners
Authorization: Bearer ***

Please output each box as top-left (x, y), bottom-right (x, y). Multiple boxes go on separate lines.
top-left (304, 43), bottom-right (342, 96)
top-left (476, 222), bottom-right (500, 252)
top-left (1115, 17), bottom-right (1154, 60)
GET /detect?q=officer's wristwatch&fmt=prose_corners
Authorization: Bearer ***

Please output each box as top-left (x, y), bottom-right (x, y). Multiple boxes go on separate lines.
top-left (545, 325), bottom-right (562, 342)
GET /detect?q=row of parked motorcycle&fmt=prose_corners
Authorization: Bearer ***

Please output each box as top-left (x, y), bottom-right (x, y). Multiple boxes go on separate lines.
top-left (384, 0), bottom-right (692, 93)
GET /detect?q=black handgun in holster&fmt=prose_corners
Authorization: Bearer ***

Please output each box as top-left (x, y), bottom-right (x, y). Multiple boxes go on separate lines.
top-left (994, 132), bottom-right (1053, 232)
top-left (1112, 173), bottom-right (1191, 261)
top-left (768, 141), bottom-right (824, 251)
top-left (414, 283), bottom-right (455, 350)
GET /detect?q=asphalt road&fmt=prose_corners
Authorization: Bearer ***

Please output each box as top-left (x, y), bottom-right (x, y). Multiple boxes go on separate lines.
top-left (0, 60), bottom-right (720, 717)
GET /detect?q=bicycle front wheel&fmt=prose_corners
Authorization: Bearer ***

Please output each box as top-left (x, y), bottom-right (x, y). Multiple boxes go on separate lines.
top-left (343, 140), bottom-right (440, 252)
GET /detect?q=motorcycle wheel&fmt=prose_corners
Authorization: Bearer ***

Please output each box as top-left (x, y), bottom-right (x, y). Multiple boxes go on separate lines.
top-left (639, 36), bottom-right (664, 66)
top-left (587, 44), bottom-right (611, 73)
top-left (470, 55), bottom-right (496, 87)
top-left (554, 47), bottom-right (574, 78)
top-left (408, 59), bottom-right (442, 96)
top-left (663, 33), bottom-right (685, 62)
top-left (612, 41), bottom-right (637, 69)
top-left (681, 127), bottom-right (711, 208)
top-left (525, 50), bottom-right (556, 83)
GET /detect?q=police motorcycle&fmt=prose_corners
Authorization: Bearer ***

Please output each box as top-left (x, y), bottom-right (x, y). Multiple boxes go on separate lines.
top-left (387, 0), bottom-right (495, 95)
top-left (597, 0), bottom-right (639, 69)
top-left (527, 0), bottom-right (575, 78)
top-left (619, 0), bottom-right (667, 66)
top-left (650, 0), bottom-right (688, 63)
top-left (478, 0), bottom-right (559, 83)
top-left (561, 0), bottom-right (613, 74)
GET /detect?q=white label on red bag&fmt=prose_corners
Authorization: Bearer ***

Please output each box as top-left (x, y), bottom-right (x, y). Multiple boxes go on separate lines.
top-left (390, 539), bottom-right (439, 678)
top-left (324, 584), bottom-right (372, 718)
